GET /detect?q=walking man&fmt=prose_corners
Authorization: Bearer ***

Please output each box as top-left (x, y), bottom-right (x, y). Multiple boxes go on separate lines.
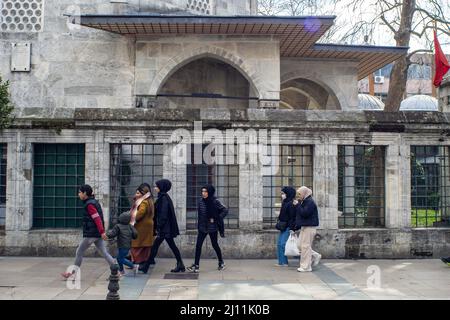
top-left (61, 185), bottom-right (115, 279)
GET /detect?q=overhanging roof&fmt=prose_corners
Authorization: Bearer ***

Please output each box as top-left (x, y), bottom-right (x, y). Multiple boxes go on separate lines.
top-left (70, 14), bottom-right (408, 79)
top-left (305, 44), bottom-right (409, 80)
top-left (71, 14), bottom-right (336, 57)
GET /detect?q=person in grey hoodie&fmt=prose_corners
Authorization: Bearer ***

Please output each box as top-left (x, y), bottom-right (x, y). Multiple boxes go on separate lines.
top-left (106, 212), bottom-right (139, 276)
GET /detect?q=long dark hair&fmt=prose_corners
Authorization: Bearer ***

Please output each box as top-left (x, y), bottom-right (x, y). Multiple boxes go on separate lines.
top-left (137, 183), bottom-right (153, 198)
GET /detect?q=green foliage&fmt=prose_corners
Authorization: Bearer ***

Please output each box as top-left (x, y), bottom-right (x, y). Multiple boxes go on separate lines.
top-left (0, 75), bottom-right (14, 129)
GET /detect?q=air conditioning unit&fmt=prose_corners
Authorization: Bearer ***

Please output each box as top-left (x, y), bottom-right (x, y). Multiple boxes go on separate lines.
top-left (374, 76), bottom-right (385, 84)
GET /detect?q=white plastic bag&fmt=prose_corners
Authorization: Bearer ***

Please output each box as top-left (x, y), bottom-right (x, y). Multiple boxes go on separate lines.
top-left (284, 232), bottom-right (300, 256)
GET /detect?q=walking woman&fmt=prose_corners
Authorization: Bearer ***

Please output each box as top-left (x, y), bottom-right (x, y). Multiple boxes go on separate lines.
top-left (139, 179), bottom-right (185, 273)
top-left (129, 183), bottom-right (155, 265)
top-left (61, 185), bottom-right (115, 279)
top-left (293, 186), bottom-right (321, 272)
top-left (275, 186), bottom-right (296, 267)
top-left (187, 185), bottom-right (228, 273)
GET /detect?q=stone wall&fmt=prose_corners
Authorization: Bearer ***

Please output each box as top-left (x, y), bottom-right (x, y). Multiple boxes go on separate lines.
top-left (1, 109), bottom-right (450, 259)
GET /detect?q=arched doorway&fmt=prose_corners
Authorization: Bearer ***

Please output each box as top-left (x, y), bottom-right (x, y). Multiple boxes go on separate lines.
top-left (157, 57), bottom-right (257, 109)
top-left (280, 78), bottom-right (341, 110)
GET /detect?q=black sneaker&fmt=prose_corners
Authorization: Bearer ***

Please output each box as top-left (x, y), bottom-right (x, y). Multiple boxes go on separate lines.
top-left (441, 257), bottom-right (450, 264)
top-left (218, 262), bottom-right (226, 271)
top-left (186, 264), bottom-right (200, 273)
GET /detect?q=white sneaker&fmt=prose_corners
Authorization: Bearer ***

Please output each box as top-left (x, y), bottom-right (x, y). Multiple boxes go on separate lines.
top-left (133, 264), bottom-right (139, 276)
top-left (312, 254), bottom-right (322, 267)
top-left (297, 267), bottom-right (312, 272)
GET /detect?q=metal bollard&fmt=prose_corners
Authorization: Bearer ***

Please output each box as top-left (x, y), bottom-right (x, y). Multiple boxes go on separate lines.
top-left (106, 263), bottom-right (120, 300)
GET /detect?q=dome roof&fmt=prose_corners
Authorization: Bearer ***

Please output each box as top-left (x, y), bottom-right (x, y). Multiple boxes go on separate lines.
top-left (358, 94), bottom-right (385, 110)
top-left (400, 95), bottom-right (438, 111)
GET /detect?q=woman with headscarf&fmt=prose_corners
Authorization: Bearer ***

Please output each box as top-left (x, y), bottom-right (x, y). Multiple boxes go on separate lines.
top-left (187, 184), bottom-right (228, 273)
top-left (139, 179), bottom-right (185, 273)
top-left (129, 183), bottom-right (155, 266)
top-left (293, 186), bottom-right (321, 272)
top-left (275, 186), bottom-right (297, 267)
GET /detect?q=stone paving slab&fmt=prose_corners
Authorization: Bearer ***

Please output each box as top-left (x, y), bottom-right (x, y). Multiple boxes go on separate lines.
top-left (0, 257), bottom-right (449, 300)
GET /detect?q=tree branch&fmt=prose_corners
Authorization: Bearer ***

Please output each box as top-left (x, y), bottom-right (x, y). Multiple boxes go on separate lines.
top-left (407, 49), bottom-right (432, 59)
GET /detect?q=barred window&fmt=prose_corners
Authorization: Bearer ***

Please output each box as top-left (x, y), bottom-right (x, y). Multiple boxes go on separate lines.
top-left (186, 144), bottom-right (239, 229)
top-left (338, 145), bottom-right (386, 228)
top-left (263, 145), bottom-right (313, 229)
top-left (110, 144), bottom-right (163, 225)
top-left (33, 144), bottom-right (85, 228)
top-left (411, 146), bottom-right (450, 227)
top-left (0, 144), bottom-right (6, 228)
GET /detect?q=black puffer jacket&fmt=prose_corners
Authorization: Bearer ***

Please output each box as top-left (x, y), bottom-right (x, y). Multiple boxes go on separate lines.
top-left (278, 186), bottom-right (297, 231)
top-left (106, 212), bottom-right (138, 249)
top-left (197, 185), bottom-right (228, 235)
top-left (154, 179), bottom-right (180, 238)
top-left (82, 197), bottom-right (104, 238)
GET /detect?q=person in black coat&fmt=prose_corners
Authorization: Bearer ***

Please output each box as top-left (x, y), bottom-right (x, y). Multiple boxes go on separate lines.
top-left (139, 179), bottom-right (185, 273)
top-left (275, 186), bottom-right (296, 266)
top-left (187, 184), bottom-right (228, 273)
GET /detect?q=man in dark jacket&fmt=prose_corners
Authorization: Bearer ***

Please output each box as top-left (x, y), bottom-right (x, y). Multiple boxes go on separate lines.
top-left (293, 186), bottom-right (321, 272)
top-left (140, 179), bottom-right (185, 273)
top-left (106, 212), bottom-right (138, 276)
top-left (62, 185), bottom-right (116, 279)
top-left (187, 185), bottom-right (228, 273)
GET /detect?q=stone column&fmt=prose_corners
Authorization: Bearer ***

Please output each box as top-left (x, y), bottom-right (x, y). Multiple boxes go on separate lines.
top-left (313, 140), bottom-right (338, 229)
top-left (385, 140), bottom-right (410, 228)
top-left (163, 143), bottom-right (187, 233)
top-left (85, 131), bottom-right (111, 229)
top-left (6, 133), bottom-right (33, 232)
top-left (239, 162), bottom-right (263, 230)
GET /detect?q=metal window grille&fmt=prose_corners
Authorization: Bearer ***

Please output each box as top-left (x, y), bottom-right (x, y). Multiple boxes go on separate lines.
top-left (186, 144), bottom-right (239, 229)
top-left (338, 145), bottom-right (386, 228)
top-left (33, 144), bottom-right (85, 228)
top-left (110, 144), bottom-right (163, 226)
top-left (0, 144), bottom-right (6, 228)
top-left (411, 146), bottom-right (450, 227)
top-left (262, 145), bottom-right (313, 229)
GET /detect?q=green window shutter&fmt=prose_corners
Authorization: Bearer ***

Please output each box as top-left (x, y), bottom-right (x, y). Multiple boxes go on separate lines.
top-left (33, 144), bottom-right (85, 229)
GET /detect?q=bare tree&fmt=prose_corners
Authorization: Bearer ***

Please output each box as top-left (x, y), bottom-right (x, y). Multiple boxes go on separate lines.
top-left (339, 0), bottom-right (450, 111)
top-left (258, 0), bottom-right (450, 110)
top-left (258, 0), bottom-right (340, 41)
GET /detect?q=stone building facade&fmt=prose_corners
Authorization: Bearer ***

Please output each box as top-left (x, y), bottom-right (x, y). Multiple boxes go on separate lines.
top-left (1, 0), bottom-right (449, 259)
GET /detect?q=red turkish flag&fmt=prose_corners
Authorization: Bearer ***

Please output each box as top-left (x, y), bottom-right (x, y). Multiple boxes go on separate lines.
top-left (433, 30), bottom-right (450, 87)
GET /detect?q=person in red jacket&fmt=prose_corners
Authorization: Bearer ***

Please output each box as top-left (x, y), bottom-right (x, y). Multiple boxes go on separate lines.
top-left (61, 185), bottom-right (116, 279)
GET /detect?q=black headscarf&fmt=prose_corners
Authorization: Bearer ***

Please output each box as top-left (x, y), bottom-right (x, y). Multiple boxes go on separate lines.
top-left (279, 186), bottom-right (296, 221)
top-left (281, 186), bottom-right (296, 202)
top-left (202, 184), bottom-right (217, 219)
top-left (155, 179), bottom-right (172, 197)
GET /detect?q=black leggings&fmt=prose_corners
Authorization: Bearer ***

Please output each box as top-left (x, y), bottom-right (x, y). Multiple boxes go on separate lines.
top-left (194, 231), bottom-right (223, 266)
top-left (149, 236), bottom-right (183, 264)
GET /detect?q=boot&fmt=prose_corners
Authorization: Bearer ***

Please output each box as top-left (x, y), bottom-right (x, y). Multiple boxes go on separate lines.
top-left (171, 261), bottom-right (185, 273)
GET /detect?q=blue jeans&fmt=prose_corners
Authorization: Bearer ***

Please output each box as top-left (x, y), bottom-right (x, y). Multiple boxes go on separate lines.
top-left (277, 228), bottom-right (290, 265)
top-left (117, 248), bottom-right (134, 272)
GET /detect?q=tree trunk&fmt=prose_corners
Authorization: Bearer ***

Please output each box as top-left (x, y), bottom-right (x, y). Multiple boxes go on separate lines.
top-left (384, 0), bottom-right (416, 111)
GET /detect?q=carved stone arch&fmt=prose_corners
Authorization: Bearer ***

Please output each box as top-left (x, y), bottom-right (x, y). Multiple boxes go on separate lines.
top-left (281, 70), bottom-right (347, 110)
top-left (149, 45), bottom-right (262, 99)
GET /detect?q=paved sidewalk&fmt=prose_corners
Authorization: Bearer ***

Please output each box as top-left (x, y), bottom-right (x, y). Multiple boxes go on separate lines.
top-left (0, 257), bottom-right (449, 300)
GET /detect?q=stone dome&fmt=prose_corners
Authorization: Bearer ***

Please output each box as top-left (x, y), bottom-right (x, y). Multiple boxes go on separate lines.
top-left (358, 94), bottom-right (385, 110)
top-left (400, 95), bottom-right (438, 111)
